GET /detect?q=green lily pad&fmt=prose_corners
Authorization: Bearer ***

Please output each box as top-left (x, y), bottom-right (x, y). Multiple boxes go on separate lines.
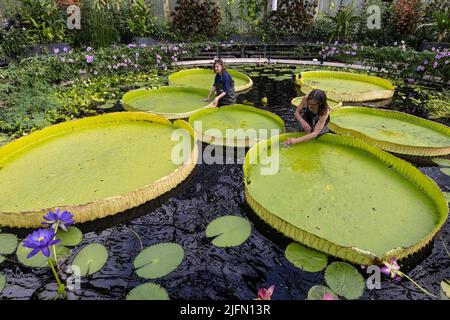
top-left (324, 262), bottom-right (365, 300)
top-left (0, 255), bottom-right (5, 264)
top-left (56, 227), bottom-right (83, 247)
top-left (17, 241), bottom-right (71, 268)
top-left (205, 216), bottom-right (252, 247)
top-left (0, 233), bottom-right (18, 255)
top-left (285, 242), bottom-right (328, 272)
top-left (99, 102), bottom-right (116, 109)
top-left (440, 168), bottom-right (450, 176)
top-left (126, 283), bottom-right (169, 300)
top-left (307, 285), bottom-right (339, 300)
top-left (0, 273), bottom-right (5, 293)
top-left (444, 192), bottom-right (450, 203)
top-left (134, 243), bottom-right (184, 279)
top-left (432, 158), bottom-right (450, 167)
top-left (440, 279), bottom-right (450, 300)
top-left (71, 243), bottom-right (108, 276)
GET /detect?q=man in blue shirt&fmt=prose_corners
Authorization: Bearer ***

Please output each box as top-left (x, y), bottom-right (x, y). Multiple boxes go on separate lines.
top-left (204, 59), bottom-right (236, 106)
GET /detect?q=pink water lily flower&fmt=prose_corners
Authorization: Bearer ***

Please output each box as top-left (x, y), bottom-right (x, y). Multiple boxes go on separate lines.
top-left (381, 259), bottom-right (402, 280)
top-left (321, 293), bottom-right (337, 300)
top-left (256, 285), bottom-right (275, 300)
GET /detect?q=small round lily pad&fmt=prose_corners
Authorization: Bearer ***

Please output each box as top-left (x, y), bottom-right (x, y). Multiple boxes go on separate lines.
top-left (0, 273), bottom-right (5, 293)
top-left (325, 262), bottom-right (365, 300)
top-left (0, 233), bottom-right (18, 255)
top-left (56, 227), bottom-right (83, 247)
top-left (205, 216), bottom-right (252, 247)
top-left (307, 285), bottom-right (339, 300)
top-left (71, 243), bottom-right (108, 276)
top-left (285, 242), bottom-right (328, 272)
top-left (134, 243), bottom-right (184, 279)
top-left (17, 241), bottom-right (71, 268)
top-left (0, 255), bottom-right (5, 264)
top-left (126, 282), bottom-right (169, 300)
top-left (441, 279), bottom-right (450, 300)
top-left (440, 167), bottom-right (450, 176)
top-left (432, 158), bottom-right (450, 167)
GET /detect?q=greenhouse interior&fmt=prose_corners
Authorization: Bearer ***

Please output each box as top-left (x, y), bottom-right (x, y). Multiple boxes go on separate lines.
top-left (0, 0), bottom-right (449, 306)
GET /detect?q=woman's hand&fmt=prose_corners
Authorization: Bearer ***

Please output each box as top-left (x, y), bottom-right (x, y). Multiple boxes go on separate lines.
top-left (213, 96), bottom-right (220, 106)
top-left (300, 120), bottom-right (312, 133)
top-left (283, 138), bottom-right (300, 146)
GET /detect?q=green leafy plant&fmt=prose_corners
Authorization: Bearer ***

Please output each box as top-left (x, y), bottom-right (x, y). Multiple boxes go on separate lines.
top-left (171, 0), bottom-right (222, 39)
top-left (269, 0), bottom-right (318, 37)
top-left (325, 4), bottom-right (360, 41)
top-left (124, 0), bottom-right (155, 38)
top-left (394, 0), bottom-right (423, 35)
top-left (417, 10), bottom-right (450, 42)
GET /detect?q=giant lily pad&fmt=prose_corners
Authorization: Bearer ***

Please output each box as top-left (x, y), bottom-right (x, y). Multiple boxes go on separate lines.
top-left (285, 242), bottom-right (328, 272)
top-left (134, 243), bottom-right (184, 279)
top-left (0, 112), bottom-right (197, 228)
top-left (0, 233), bottom-right (18, 255)
top-left (291, 96), bottom-right (343, 110)
top-left (189, 104), bottom-right (285, 147)
top-left (168, 68), bottom-right (253, 92)
top-left (330, 107), bottom-right (450, 158)
top-left (205, 215), bottom-right (251, 247)
top-left (244, 133), bottom-right (448, 265)
top-left (296, 71), bottom-right (394, 102)
top-left (126, 283), bottom-right (169, 300)
top-left (324, 262), bottom-right (365, 300)
top-left (121, 86), bottom-right (215, 119)
top-left (71, 243), bottom-right (108, 276)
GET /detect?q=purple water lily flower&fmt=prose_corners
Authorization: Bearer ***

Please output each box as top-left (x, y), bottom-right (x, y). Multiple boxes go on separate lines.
top-left (381, 258), bottom-right (401, 280)
top-left (321, 293), bottom-right (337, 300)
top-left (23, 228), bottom-right (61, 258)
top-left (256, 285), bottom-right (275, 300)
top-left (42, 209), bottom-right (74, 231)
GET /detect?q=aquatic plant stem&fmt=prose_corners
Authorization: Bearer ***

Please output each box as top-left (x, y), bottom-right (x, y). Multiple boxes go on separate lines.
top-left (399, 272), bottom-right (438, 299)
top-left (123, 226), bottom-right (143, 250)
top-left (48, 254), bottom-right (65, 299)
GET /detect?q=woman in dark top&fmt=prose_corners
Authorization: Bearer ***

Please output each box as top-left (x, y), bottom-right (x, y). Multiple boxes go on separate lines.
top-left (284, 89), bottom-right (331, 145)
top-left (204, 59), bottom-right (236, 107)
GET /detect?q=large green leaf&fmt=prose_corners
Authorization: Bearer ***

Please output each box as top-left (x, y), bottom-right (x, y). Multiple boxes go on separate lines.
top-left (189, 104), bottom-right (284, 147)
top-left (56, 227), bottom-right (83, 247)
top-left (440, 168), bottom-right (450, 176)
top-left (17, 241), bottom-right (71, 268)
top-left (244, 133), bottom-right (447, 264)
top-left (205, 216), bottom-right (252, 247)
top-left (324, 262), bottom-right (365, 300)
top-left (307, 285), bottom-right (339, 300)
top-left (126, 282), bottom-right (169, 300)
top-left (71, 243), bottom-right (108, 276)
top-left (134, 243), bottom-right (184, 279)
top-left (285, 242), bottom-right (328, 272)
top-left (0, 112), bottom-right (196, 228)
top-left (0, 273), bottom-right (5, 293)
top-left (0, 233), bottom-right (18, 255)
top-left (330, 107), bottom-right (450, 156)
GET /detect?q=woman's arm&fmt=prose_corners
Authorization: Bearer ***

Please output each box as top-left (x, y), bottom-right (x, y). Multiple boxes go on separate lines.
top-left (284, 108), bottom-right (330, 145)
top-left (294, 96), bottom-right (311, 132)
top-left (204, 86), bottom-right (216, 102)
top-left (213, 91), bottom-right (226, 105)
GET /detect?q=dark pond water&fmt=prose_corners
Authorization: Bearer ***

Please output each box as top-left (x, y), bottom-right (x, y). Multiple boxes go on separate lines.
top-left (0, 66), bottom-right (449, 300)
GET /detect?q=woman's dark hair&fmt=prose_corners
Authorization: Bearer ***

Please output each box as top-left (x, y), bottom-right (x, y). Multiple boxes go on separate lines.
top-left (213, 59), bottom-right (226, 73)
top-left (307, 89), bottom-right (329, 116)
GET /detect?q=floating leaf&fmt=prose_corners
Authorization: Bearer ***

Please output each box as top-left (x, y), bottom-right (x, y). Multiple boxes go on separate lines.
top-left (440, 167), bottom-right (450, 176)
top-left (285, 242), bottom-right (328, 272)
top-left (444, 192), bottom-right (450, 203)
top-left (0, 233), bottom-right (18, 255)
top-left (205, 216), bottom-right (251, 247)
top-left (56, 227), bottom-right (83, 247)
top-left (0, 273), bottom-right (5, 293)
top-left (441, 279), bottom-right (450, 300)
top-left (17, 241), bottom-right (71, 268)
top-left (99, 102), bottom-right (116, 109)
top-left (0, 255), bottom-right (5, 264)
top-left (325, 262), bottom-right (365, 300)
top-left (71, 243), bottom-right (108, 276)
top-left (307, 285), bottom-right (339, 300)
top-left (126, 283), bottom-right (169, 300)
top-left (432, 158), bottom-right (450, 167)
top-left (134, 243), bottom-right (184, 279)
